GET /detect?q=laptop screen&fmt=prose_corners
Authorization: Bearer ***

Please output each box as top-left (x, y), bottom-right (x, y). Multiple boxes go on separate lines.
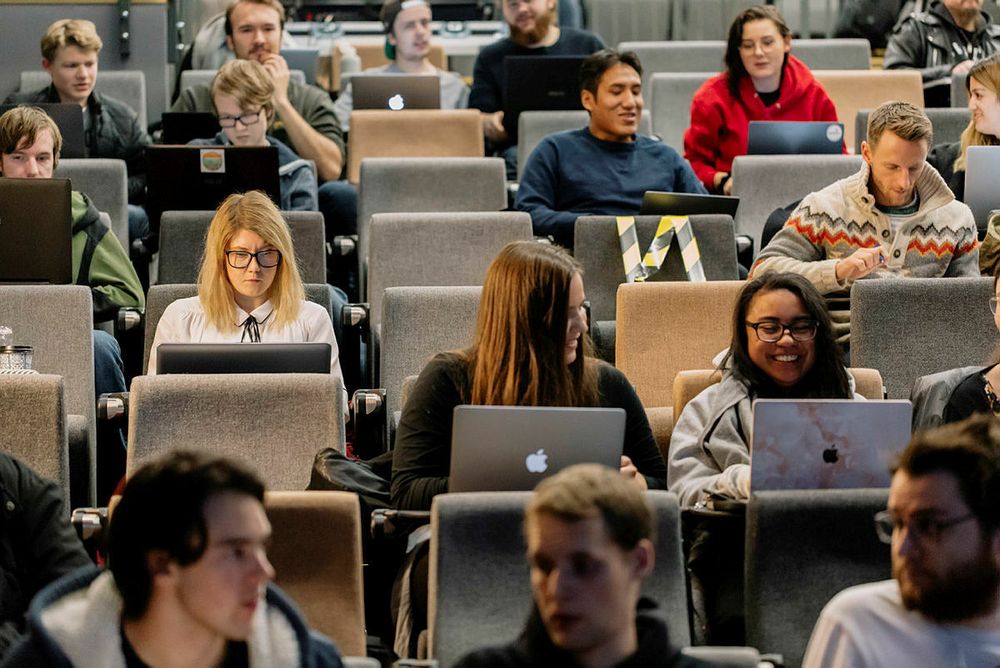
top-left (155, 343), bottom-right (332, 374)
top-left (502, 56), bottom-right (586, 142)
top-left (0, 178), bottom-right (73, 284)
top-left (639, 191), bottom-right (740, 217)
top-left (747, 121), bottom-right (845, 155)
top-left (0, 103), bottom-right (85, 159)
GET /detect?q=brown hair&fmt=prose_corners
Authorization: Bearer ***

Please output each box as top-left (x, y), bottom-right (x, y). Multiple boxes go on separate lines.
top-left (462, 241), bottom-right (599, 407)
top-left (224, 0), bottom-right (285, 36)
top-left (40, 19), bottom-right (103, 62)
top-left (724, 5), bottom-right (791, 100)
top-left (0, 106), bottom-right (62, 170)
top-left (955, 54), bottom-right (1000, 172)
top-left (866, 101), bottom-right (933, 151)
top-left (211, 59), bottom-right (275, 123)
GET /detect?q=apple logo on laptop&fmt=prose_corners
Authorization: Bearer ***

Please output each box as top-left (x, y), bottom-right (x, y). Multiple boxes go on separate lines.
top-left (822, 444), bottom-right (839, 464)
top-left (388, 94), bottom-right (406, 111)
top-left (525, 449), bottom-right (548, 473)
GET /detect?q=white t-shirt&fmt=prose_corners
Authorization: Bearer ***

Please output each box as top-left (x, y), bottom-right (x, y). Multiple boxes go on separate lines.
top-left (148, 297), bottom-right (344, 390)
top-left (803, 579), bottom-right (1000, 668)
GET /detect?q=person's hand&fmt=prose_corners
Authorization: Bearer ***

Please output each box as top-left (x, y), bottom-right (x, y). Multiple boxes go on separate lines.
top-left (260, 52), bottom-right (291, 105)
top-left (736, 466), bottom-right (750, 498)
top-left (619, 455), bottom-right (648, 490)
top-left (713, 172), bottom-right (733, 195)
top-left (835, 246), bottom-right (885, 282)
top-left (952, 59), bottom-right (975, 76)
top-left (481, 111), bottom-right (507, 143)
top-left (723, 177), bottom-right (733, 195)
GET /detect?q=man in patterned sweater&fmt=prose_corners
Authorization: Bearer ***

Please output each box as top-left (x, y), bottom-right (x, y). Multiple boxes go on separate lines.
top-left (751, 101), bottom-right (979, 343)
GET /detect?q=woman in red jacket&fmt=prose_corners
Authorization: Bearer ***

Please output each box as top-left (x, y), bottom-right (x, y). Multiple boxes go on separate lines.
top-left (683, 5), bottom-right (839, 194)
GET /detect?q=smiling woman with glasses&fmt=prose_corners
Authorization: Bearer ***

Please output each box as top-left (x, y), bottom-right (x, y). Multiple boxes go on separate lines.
top-left (942, 270), bottom-right (1000, 422)
top-left (147, 191), bottom-right (343, 384)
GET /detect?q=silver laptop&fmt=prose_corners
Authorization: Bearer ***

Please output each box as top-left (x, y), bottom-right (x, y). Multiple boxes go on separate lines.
top-left (0, 177), bottom-right (73, 284)
top-left (964, 145), bottom-right (1000, 233)
top-left (449, 405), bottom-right (625, 492)
top-left (751, 399), bottom-right (912, 491)
top-left (280, 48), bottom-right (320, 86)
top-left (351, 75), bottom-right (441, 111)
top-left (747, 121), bottom-right (844, 155)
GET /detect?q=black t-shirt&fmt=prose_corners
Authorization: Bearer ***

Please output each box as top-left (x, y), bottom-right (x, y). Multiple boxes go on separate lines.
top-left (121, 627), bottom-right (250, 668)
top-left (943, 364), bottom-right (997, 424)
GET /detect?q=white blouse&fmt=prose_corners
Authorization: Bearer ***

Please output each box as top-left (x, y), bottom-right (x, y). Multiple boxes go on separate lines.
top-left (148, 297), bottom-right (344, 389)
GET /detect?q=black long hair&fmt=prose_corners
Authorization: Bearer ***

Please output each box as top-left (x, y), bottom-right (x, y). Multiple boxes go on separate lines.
top-left (723, 4), bottom-right (792, 101)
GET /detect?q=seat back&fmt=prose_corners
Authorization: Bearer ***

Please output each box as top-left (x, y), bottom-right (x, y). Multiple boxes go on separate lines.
top-left (517, 110), bottom-right (652, 179)
top-left (731, 154), bottom-right (863, 250)
top-left (616, 281), bottom-right (744, 407)
top-left (855, 107), bottom-right (970, 154)
top-left (265, 490), bottom-right (366, 656)
top-left (127, 373), bottom-right (346, 487)
top-left (574, 215), bottom-right (739, 323)
top-left (667, 0), bottom-right (757, 39)
top-left (618, 40), bottom-right (725, 91)
top-left (347, 109), bottom-right (484, 184)
top-left (428, 489), bottom-right (689, 666)
top-left (851, 277), bottom-right (995, 399)
top-left (179, 68), bottom-right (306, 95)
top-left (55, 158), bottom-right (130, 250)
top-left (366, 212), bottom-right (533, 328)
top-left (21, 70), bottom-right (148, 128)
top-left (813, 70), bottom-right (923, 151)
top-left (0, 374), bottom-right (69, 506)
top-left (585, 0), bottom-right (672, 45)
top-left (156, 210), bottom-right (326, 285)
top-left (649, 71), bottom-right (713, 151)
top-left (791, 38), bottom-right (871, 70)
top-left (745, 489), bottom-right (891, 667)
top-left (952, 71), bottom-right (969, 107)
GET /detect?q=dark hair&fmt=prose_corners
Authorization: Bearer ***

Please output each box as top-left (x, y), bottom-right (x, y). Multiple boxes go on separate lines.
top-left (724, 4), bottom-right (791, 100)
top-left (723, 272), bottom-right (851, 398)
top-left (579, 48), bottom-right (643, 97)
top-left (895, 414), bottom-right (1000, 533)
top-left (108, 451), bottom-right (266, 619)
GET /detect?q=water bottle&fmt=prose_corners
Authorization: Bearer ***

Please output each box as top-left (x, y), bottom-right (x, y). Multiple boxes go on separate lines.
top-left (339, 42), bottom-right (361, 88)
top-left (0, 326), bottom-right (11, 346)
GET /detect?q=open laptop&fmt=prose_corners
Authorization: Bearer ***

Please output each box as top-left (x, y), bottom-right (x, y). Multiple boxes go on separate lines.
top-left (639, 191), bottom-right (740, 218)
top-left (449, 405), bottom-right (625, 492)
top-left (155, 343), bottom-right (332, 374)
top-left (351, 75), bottom-right (441, 111)
top-left (0, 178), bottom-right (73, 284)
top-left (502, 56), bottom-right (586, 142)
top-left (964, 145), bottom-right (1000, 235)
top-left (160, 112), bottom-right (221, 145)
top-left (280, 48), bottom-right (321, 86)
top-left (747, 121), bottom-right (844, 155)
top-left (751, 399), bottom-right (912, 491)
top-left (0, 103), bottom-right (85, 159)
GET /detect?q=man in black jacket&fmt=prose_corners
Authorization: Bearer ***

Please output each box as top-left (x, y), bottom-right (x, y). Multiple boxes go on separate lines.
top-left (885, 0), bottom-right (1000, 106)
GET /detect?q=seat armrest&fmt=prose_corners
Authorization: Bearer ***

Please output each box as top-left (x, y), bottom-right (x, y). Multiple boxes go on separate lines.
top-left (352, 388), bottom-right (387, 459)
top-left (97, 392), bottom-right (129, 422)
top-left (370, 508), bottom-right (431, 540)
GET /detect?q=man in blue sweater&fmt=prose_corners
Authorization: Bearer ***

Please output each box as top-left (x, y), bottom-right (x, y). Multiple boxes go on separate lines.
top-left (516, 49), bottom-right (707, 248)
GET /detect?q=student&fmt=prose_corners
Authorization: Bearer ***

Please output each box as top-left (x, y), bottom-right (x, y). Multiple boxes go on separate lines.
top-left (188, 59), bottom-right (317, 211)
top-left (942, 270), bottom-right (1000, 423)
top-left (683, 5), bottom-right (839, 195)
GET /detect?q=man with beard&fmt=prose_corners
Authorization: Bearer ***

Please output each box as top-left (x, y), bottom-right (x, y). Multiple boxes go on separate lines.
top-left (469, 0), bottom-right (604, 175)
top-left (802, 413), bottom-right (1000, 667)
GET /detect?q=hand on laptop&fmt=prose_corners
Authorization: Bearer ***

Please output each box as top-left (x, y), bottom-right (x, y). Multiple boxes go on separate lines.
top-left (481, 111), bottom-right (508, 143)
top-left (835, 246), bottom-right (885, 283)
top-left (619, 456), bottom-right (647, 490)
top-left (260, 52), bottom-right (291, 105)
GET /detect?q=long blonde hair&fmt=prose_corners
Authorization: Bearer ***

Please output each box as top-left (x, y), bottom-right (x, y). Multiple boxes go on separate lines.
top-left (956, 53), bottom-right (1000, 173)
top-left (197, 191), bottom-right (304, 331)
top-left (462, 241), bottom-right (599, 407)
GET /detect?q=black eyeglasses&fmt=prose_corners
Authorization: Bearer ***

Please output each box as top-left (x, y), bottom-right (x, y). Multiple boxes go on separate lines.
top-left (225, 249), bottom-right (282, 269)
top-left (873, 510), bottom-right (976, 545)
top-left (217, 110), bottom-right (263, 128)
top-left (745, 319), bottom-right (818, 343)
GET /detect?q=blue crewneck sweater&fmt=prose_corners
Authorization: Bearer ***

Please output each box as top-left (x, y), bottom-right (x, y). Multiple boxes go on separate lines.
top-left (516, 127), bottom-right (707, 247)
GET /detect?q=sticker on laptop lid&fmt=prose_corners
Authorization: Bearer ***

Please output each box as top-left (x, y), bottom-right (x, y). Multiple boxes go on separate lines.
top-left (826, 124), bottom-right (843, 143)
top-left (200, 149), bottom-right (225, 173)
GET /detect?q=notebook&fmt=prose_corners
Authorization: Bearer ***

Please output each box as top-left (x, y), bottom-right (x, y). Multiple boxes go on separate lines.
top-left (155, 343), bottom-right (332, 374)
top-left (747, 121), bottom-right (845, 155)
top-left (964, 145), bottom-right (1000, 234)
top-left (0, 177), bottom-right (73, 284)
top-left (502, 55), bottom-right (586, 142)
top-left (639, 191), bottom-right (740, 218)
top-left (351, 74), bottom-right (441, 111)
top-left (448, 405), bottom-right (625, 492)
top-left (750, 399), bottom-right (912, 491)
top-left (0, 103), bottom-right (85, 159)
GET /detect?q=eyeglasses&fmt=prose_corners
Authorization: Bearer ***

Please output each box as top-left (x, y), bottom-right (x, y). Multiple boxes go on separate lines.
top-left (745, 319), bottom-right (818, 343)
top-left (990, 297), bottom-right (997, 315)
top-left (873, 510), bottom-right (977, 545)
top-left (217, 110), bottom-right (263, 128)
top-left (738, 36), bottom-right (782, 53)
top-left (225, 249), bottom-right (281, 269)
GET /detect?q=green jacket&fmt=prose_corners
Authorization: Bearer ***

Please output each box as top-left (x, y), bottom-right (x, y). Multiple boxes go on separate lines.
top-left (71, 191), bottom-right (145, 322)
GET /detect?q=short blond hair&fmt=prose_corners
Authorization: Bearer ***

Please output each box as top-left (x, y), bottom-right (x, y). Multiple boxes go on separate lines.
top-left (866, 101), bottom-right (933, 150)
top-left (197, 191), bottom-right (305, 331)
top-left (0, 106), bottom-right (62, 170)
top-left (41, 19), bottom-right (102, 62)
top-left (211, 59), bottom-right (275, 121)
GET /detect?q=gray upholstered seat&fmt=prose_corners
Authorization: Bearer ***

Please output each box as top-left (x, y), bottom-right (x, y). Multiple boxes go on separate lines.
top-left (21, 70), bottom-right (148, 128)
top-left (618, 41), bottom-right (724, 93)
top-left (649, 72), bottom-right (714, 151)
top-left (585, 0), bottom-right (672, 45)
top-left (952, 71), bottom-right (969, 107)
top-left (667, 0), bottom-right (755, 39)
top-left (127, 372), bottom-right (346, 487)
top-left (55, 158), bottom-right (129, 250)
top-left (745, 489), bottom-right (891, 668)
top-left (855, 107), bottom-right (970, 153)
top-left (427, 490), bottom-right (690, 665)
top-left (731, 154), bottom-right (863, 251)
top-left (790, 38), bottom-right (871, 70)
top-left (178, 68), bottom-right (306, 95)
top-left (156, 210), bottom-right (326, 285)
top-left (0, 286), bottom-right (95, 506)
top-left (851, 277), bottom-right (994, 400)
top-left (366, 212), bottom-right (533, 328)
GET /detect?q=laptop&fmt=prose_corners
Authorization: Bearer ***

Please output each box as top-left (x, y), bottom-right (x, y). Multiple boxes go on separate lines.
top-left (161, 112), bottom-right (221, 145)
top-left (448, 405), bottom-right (625, 492)
top-left (0, 178), bottom-right (73, 284)
top-left (639, 191), bottom-right (740, 218)
top-left (351, 75), bottom-right (441, 111)
top-left (747, 121), bottom-right (844, 155)
top-left (0, 103), bottom-right (85, 159)
top-left (155, 343), bottom-right (332, 374)
top-left (502, 56), bottom-right (586, 142)
top-left (281, 48), bottom-right (321, 86)
top-left (145, 145), bottom-right (281, 235)
top-left (750, 399), bottom-right (912, 491)
top-left (964, 145), bottom-right (1000, 234)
